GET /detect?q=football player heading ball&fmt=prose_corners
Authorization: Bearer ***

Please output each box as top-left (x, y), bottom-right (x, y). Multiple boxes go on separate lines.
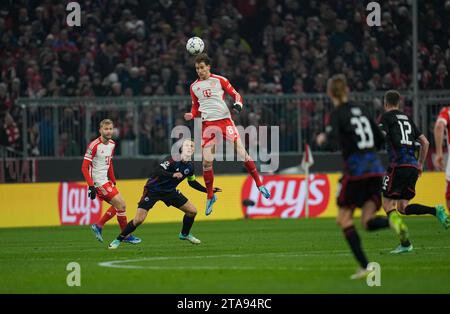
top-left (184, 53), bottom-right (271, 216)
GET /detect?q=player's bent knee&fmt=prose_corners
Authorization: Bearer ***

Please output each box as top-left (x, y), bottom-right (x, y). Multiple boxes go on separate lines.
top-left (183, 203), bottom-right (197, 217)
top-left (186, 212), bottom-right (196, 218)
top-left (397, 202), bottom-right (407, 213)
top-left (337, 213), bottom-right (353, 229)
top-left (133, 209), bottom-right (148, 226)
top-left (336, 216), bottom-right (348, 228)
top-left (336, 216), bottom-right (341, 226)
top-left (133, 216), bottom-right (144, 226)
top-left (338, 220), bottom-right (353, 229)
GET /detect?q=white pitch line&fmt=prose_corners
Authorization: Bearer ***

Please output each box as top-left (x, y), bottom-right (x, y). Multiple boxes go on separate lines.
top-left (98, 265), bottom-right (450, 271)
top-left (98, 250), bottom-right (352, 269)
top-left (98, 264), bottom-right (308, 271)
top-left (98, 246), bottom-right (450, 270)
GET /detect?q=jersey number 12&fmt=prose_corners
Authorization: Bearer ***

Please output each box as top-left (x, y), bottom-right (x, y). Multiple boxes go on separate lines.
top-left (398, 121), bottom-right (412, 145)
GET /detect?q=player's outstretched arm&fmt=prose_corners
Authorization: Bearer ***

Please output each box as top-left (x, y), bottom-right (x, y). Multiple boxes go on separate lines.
top-left (434, 107), bottom-right (449, 170)
top-left (108, 159), bottom-right (116, 185)
top-left (153, 165), bottom-right (174, 177)
top-left (81, 159), bottom-right (96, 200)
top-left (217, 75), bottom-right (243, 113)
top-left (417, 134), bottom-right (430, 170)
top-left (378, 114), bottom-right (389, 138)
top-left (434, 120), bottom-right (446, 170)
top-left (186, 84), bottom-right (200, 120)
top-left (435, 120), bottom-right (445, 153)
top-left (316, 113), bottom-right (339, 151)
top-left (187, 179), bottom-right (207, 193)
top-left (152, 156), bottom-right (181, 178)
top-left (81, 159), bottom-right (94, 186)
top-left (371, 118), bottom-right (385, 150)
top-left (187, 175), bottom-right (221, 193)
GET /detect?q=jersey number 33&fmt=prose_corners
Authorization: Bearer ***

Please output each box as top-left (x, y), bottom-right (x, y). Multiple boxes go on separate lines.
top-left (351, 116), bottom-right (374, 149)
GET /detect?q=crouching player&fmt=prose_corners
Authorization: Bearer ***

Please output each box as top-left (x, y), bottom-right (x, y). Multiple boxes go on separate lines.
top-left (109, 139), bottom-right (221, 249)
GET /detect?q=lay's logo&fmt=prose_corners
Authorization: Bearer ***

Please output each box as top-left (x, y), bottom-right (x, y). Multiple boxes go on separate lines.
top-left (241, 175), bottom-right (330, 218)
top-left (58, 182), bottom-right (102, 225)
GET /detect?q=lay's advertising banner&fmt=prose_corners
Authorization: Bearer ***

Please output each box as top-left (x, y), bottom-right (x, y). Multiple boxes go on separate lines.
top-left (241, 174), bottom-right (331, 218)
top-left (0, 172), bottom-right (446, 228)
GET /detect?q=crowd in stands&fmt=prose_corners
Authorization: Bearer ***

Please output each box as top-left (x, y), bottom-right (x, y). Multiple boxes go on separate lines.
top-left (1, 0), bottom-right (449, 156)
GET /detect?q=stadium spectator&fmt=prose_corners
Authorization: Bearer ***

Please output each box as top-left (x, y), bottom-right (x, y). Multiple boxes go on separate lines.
top-left (0, 0), bottom-right (449, 156)
top-left (4, 0), bottom-right (448, 99)
top-left (38, 109), bottom-right (54, 156)
top-left (3, 112), bottom-right (20, 150)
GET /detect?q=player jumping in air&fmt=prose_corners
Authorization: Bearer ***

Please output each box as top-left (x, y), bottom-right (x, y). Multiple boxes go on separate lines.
top-left (184, 53), bottom-right (270, 216)
top-left (108, 139), bottom-right (220, 249)
top-left (434, 105), bottom-right (450, 213)
top-left (81, 119), bottom-right (141, 244)
top-left (316, 75), bottom-right (392, 279)
top-left (379, 90), bottom-right (449, 254)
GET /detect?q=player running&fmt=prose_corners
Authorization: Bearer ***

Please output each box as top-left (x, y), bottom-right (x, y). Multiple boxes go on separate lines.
top-left (316, 75), bottom-right (391, 280)
top-left (108, 139), bottom-right (220, 249)
top-left (184, 53), bottom-right (270, 216)
top-left (81, 119), bottom-right (141, 244)
top-left (379, 90), bottom-right (449, 254)
top-left (434, 106), bottom-right (450, 212)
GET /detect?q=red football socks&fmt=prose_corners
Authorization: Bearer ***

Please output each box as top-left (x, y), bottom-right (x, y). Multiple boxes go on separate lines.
top-left (244, 160), bottom-right (263, 187)
top-left (96, 206), bottom-right (116, 228)
top-left (203, 169), bottom-right (214, 199)
top-left (116, 211), bottom-right (128, 231)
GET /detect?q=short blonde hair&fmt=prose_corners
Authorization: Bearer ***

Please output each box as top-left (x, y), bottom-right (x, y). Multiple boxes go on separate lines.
top-left (179, 138), bottom-right (194, 153)
top-left (328, 74), bottom-right (348, 103)
top-left (99, 119), bottom-right (113, 128)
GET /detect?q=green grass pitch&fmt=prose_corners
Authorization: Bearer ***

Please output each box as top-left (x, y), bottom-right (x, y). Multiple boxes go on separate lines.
top-left (0, 217), bottom-right (449, 293)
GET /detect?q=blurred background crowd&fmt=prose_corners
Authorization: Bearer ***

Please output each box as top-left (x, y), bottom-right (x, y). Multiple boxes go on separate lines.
top-left (1, 0), bottom-right (449, 156)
